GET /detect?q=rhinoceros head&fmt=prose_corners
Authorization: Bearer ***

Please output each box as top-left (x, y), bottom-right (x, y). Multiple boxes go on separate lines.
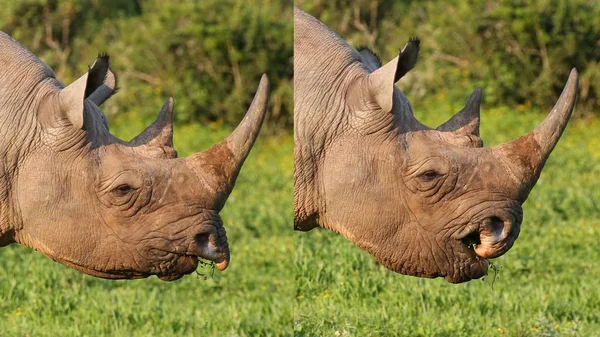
top-left (3, 35), bottom-right (268, 280)
top-left (293, 8), bottom-right (578, 283)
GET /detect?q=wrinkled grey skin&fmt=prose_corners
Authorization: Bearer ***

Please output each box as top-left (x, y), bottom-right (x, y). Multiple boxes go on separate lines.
top-left (293, 8), bottom-right (579, 283)
top-left (0, 31), bottom-right (270, 281)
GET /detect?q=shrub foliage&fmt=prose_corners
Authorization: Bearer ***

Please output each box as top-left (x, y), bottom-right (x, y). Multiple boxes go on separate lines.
top-left (298, 0), bottom-right (600, 116)
top-left (3, 1), bottom-right (599, 129)
top-left (1, 0), bottom-right (293, 130)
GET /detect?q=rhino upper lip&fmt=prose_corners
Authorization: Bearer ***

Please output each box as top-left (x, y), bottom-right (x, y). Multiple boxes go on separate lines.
top-left (187, 230), bottom-right (230, 271)
top-left (456, 211), bottom-right (519, 260)
top-left (154, 224), bottom-right (230, 280)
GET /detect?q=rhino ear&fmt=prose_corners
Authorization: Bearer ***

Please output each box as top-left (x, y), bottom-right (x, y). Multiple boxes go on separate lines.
top-left (436, 88), bottom-right (482, 136)
top-left (129, 97), bottom-right (175, 155)
top-left (58, 55), bottom-right (110, 129)
top-left (88, 55), bottom-right (118, 106)
top-left (367, 37), bottom-right (420, 113)
top-left (394, 37), bottom-right (420, 82)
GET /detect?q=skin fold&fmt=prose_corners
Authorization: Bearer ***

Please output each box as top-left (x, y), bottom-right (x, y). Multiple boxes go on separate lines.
top-left (293, 7), bottom-right (578, 283)
top-left (0, 31), bottom-right (270, 281)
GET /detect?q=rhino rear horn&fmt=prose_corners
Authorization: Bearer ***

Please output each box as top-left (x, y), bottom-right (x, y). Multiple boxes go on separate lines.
top-left (185, 74), bottom-right (269, 209)
top-left (437, 87), bottom-right (482, 136)
top-left (493, 68), bottom-right (578, 201)
top-left (58, 55), bottom-right (110, 129)
top-left (130, 97), bottom-right (174, 151)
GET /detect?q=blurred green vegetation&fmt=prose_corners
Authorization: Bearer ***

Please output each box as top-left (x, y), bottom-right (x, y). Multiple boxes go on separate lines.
top-left (0, 0), bottom-right (293, 131)
top-left (297, 0), bottom-right (600, 117)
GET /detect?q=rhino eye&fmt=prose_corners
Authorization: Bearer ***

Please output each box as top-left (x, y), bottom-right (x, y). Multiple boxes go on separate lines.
top-left (112, 184), bottom-right (134, 197)
top-left (418, 170), bottom-right (441, 181)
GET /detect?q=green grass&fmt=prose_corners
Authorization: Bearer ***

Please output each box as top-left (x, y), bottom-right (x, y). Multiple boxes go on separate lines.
top-left (0, 122), bottom-right (293, 337)
top-left (295, 106), bottom-right (600, 337)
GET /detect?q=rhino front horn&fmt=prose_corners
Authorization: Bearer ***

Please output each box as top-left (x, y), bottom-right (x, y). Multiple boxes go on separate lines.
top-left (494, 68), bottom-right (579, 201)
top-left (185, 74), bottom-right (270, 209)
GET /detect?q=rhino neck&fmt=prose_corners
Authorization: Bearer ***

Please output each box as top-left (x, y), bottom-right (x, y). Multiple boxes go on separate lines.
top-left (294, 9), bottom-right (365, 230)
top-left (293, 142), bottom-right (320, 230)
top-left (0, 32), bottom-right (63, 245)
top-left (0, 80), bottom-right (53, 247)
top-left (0, 31), bottom-right (58, 153)
top-left (0, 158), bottom-right (20, 247)
top-left (0, 164), bottom-right (12, 246)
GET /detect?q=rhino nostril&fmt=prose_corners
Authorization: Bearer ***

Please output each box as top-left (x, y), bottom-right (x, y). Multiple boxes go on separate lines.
top-left (190, 232), bottom-right (219, 260)
top-left (474, 216), bottom-right (517, 259)
top-left (194, 232), bottom-right (211, 249)
top-left (190, 232), bottom-right (230, 271)
top-left (484, 216), bottom-right (506, 238)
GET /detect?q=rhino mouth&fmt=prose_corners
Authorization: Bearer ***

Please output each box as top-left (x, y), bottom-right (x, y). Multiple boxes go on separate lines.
top-left (461, 230), bottom-right (482, 251)
top-left (459, 212), bottom-right (521, 259)
top-left (157, 255), bottom-right (201, 281)
top-left (157, 225), bottom-right (230, 281)
top-left (188, 230), bottom-right (230, 271)
top-left (446, 211), bottom-right (521, 283)
top-left (443, 235), bottom-right (489, 283)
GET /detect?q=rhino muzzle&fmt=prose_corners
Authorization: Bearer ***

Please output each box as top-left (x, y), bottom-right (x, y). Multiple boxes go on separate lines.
top-left (458, 206), bottom-right (523, 261)
top-left (189, 225), bottom-right (230, 271)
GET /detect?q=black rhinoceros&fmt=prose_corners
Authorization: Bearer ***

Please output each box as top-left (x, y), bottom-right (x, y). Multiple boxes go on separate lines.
top-left (0, 31), bottom-right (269, 281)
top-left (293, 8), bottom-right (578, 283)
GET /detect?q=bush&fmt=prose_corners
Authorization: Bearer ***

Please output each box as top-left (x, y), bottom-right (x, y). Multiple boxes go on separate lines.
top-left (1, 0), bottom-right (293, 131)
top-left (297, 0), bottom-right (600, 116)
